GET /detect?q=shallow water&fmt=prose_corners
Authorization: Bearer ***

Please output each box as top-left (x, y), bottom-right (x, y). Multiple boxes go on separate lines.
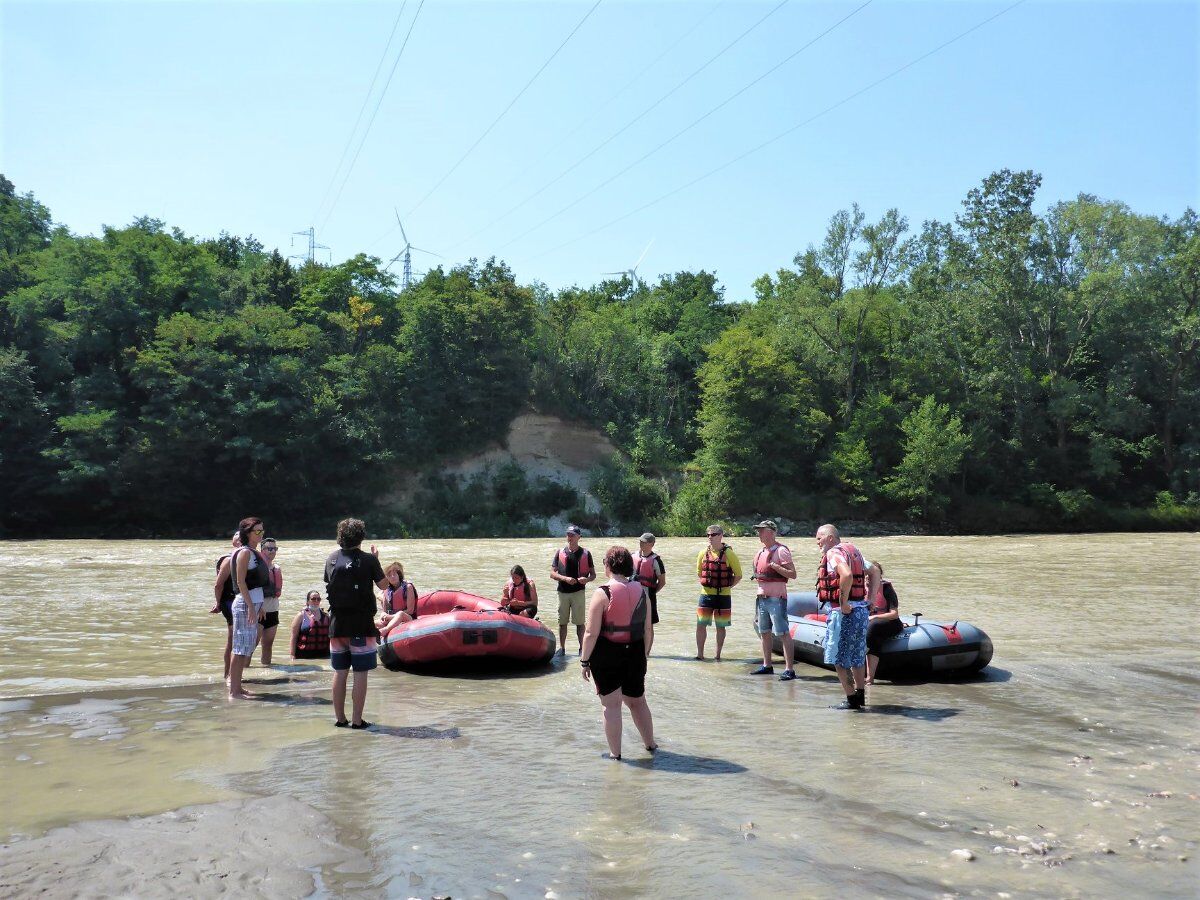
top-left (2, 534), bottom-right (1197, 897)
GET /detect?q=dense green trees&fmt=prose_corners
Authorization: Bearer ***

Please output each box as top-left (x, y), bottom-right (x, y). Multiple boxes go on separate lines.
top-left (0, 170), bottom-right (1194, 536)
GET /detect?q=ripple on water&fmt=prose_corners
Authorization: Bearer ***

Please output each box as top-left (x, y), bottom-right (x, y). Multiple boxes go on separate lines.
top-left (43, 697), bottom-right (136, 741)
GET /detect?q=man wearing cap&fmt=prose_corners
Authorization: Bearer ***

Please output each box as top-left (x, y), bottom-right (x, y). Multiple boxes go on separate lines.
top-left (550, 525), bottom-right (595, 657)
top-left (632, 533), bottom-right (667, 652)
top-left (751, 520), bottom-right (798, 680)
top-left (695, 524), bottom-right (742, 661)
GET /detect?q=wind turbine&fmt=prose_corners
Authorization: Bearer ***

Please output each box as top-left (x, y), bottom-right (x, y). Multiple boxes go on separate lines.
top-left (385, 209), bottom-right (443, 291)
top-left (603, 238), bottom-right (654, 290)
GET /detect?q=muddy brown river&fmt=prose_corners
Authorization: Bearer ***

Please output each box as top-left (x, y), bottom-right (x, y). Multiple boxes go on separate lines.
top-left (0, 534), bottom-right (1196, 897)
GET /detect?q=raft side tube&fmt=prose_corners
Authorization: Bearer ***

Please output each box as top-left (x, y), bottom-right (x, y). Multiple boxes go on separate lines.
top-left (777, 591), bottom-right (993, 677)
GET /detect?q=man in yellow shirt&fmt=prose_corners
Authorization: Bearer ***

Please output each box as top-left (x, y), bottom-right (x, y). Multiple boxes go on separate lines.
top-left (694, 524), bottom-right (742, 660)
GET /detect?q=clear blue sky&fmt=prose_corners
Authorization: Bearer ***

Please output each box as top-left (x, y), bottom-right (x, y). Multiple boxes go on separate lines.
top-left (2, 0), bottom-right (1196, 300)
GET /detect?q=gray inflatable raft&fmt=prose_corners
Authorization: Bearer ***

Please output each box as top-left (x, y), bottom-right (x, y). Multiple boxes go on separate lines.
top-left (772, 591), bottom-right (993, 678)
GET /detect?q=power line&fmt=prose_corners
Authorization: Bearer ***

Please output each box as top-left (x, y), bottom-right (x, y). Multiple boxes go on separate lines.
top-left (312, 1), bottom-right (410, 227)
top-left (527, 0), bottom-right (1029, 263)
top-left (447, 0), bottom-right (789, 252)
top-left (444, 0), bottom-right (728, 252)
top-left (319, 0), bottom-right (426, 233)
top-left (497, 0), bottom-right (871, 252)
top-left (404, 0), bottom-right (604, 220)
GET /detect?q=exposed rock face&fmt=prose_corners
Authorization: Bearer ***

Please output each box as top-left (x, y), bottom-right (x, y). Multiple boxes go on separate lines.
top-left (491, 412), bottom-right (619, 493)
top-left (381, 412), bottom-right (618, 517)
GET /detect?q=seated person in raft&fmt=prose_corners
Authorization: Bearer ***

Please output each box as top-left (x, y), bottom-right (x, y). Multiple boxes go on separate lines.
top-left (501, 565), bottom-right (539, 617)
top-left (376, 560), bottom-right (418, 637)
top-left (865, 561), bottom-right (902, 685)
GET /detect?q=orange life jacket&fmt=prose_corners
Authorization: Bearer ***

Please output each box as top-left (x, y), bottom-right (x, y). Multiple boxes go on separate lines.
top-left (599, 581), bottom-right (647, 644)
top-left (505, 578), bottom-right (533, 606)
top-left (384, 580), bottom-right (414, 616)
top-left (754, 543), bottom-right (791, 583)
top-left (699, 545), bottom-right (735, 592)
top-left (557, 547), bottom-right (592, 579)
top-left (816, 542), bottom-right (866, 604)
top-left (632, 552), bottom-right (661, 591)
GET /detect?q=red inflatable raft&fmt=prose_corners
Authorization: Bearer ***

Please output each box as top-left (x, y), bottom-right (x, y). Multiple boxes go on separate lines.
top-left (378, 590), bottom-right (557, 670)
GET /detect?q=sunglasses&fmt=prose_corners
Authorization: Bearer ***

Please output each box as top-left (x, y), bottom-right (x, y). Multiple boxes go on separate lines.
top-left (262, 546), bottom-right (277, 552)
top-left (251, 527), bottom-right (265, 534)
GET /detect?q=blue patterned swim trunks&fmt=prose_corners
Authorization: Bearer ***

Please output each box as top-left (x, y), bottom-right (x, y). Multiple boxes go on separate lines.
top-left (824, 604), bottom-right (869, 668)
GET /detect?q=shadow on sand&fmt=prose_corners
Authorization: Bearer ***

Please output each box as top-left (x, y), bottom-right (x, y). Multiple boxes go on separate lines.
top-left (239, 692), bottom-right (332, 706)
top-left (883, 665), bottom-right (1013, 686)
top-left (364, 724), bottom-right (462, 740)
top-left (383, 657), bottom-right (560, 680)
top-left (622, 749), bottom-right (747, 774)
top-left (861, 704), bottom-right (961, 721)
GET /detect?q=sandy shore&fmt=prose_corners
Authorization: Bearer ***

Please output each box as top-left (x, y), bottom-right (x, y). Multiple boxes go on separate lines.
top-left (0, 795), bottom-right (368, 898)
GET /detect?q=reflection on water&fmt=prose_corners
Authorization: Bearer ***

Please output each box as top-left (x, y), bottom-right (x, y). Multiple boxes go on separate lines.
top-left (1, 534), bottom-right (1197, 897)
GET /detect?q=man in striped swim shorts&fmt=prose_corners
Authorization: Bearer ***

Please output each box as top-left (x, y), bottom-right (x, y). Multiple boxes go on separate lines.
top-left (325, 518), bottom-right (391, 729)
top-left (694, 525), bottom-right (742, 660)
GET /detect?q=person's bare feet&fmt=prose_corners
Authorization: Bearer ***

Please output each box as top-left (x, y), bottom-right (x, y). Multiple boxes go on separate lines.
top-left (228, 690), bottom-right (258, 700)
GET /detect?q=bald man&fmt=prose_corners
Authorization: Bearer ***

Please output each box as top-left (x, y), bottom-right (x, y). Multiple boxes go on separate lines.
top-left (814, 524), bottom-right (872, 709)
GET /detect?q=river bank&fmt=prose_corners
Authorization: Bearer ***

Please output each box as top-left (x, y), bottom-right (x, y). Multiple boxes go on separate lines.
top-left (2, 534), bottom-right (1197, 898)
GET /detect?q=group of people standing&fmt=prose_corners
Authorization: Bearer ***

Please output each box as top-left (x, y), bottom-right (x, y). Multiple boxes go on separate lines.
top-left (208, 515), bottom-right (902, 756)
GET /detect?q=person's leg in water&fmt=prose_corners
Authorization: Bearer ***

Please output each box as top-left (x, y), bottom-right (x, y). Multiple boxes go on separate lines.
top-left (600, 689), bottom-right (623, 758)
top-left (778, 624), bottom-right (796, 675)
top-left (223, 624), bottom-right (232, 681)
top-left (759, 630), bottom-right (774, 669)
top-left (260, 623), bottom-right (278, 666)
top-left (624, 695), bottom-right (656, 750)
top-left (696, 599), bottom-right (711, 659)
top-left (835, 664), bottom-right (854, 698)
top-left (228, 601), bottom-right (257, 699)
top-left (330, 639), bottom-right (351, 724)
top-left (229, 653), bottom-right (254, 699)
top-left (848, 608), bottom-right (868, 706)
top-left (575, 624), bottom-right (585, 655)
top-left (351, 671), bottom-right (369, 725)
top-left (867, 653), bottom-right (880, 684)
top-left (556, 592), bottom-right (570, 656)
top-left (348, 638), bottom-right (377, 727)
top-left (332, 669), bottom-right (349, 724)
top-left (715, 624), bottom-right (726, 661)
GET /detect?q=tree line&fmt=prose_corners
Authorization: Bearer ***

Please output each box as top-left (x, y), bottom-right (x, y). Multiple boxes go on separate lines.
top-left (0, 170), bottom-right (1196, 537)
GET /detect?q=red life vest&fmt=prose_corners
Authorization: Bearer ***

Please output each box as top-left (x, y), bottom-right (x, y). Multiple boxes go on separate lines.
top-left (295, 610), bottom-right (330, 657)
top-left (599, 581), bottom-right (647, 644)
top-left (699, 545), bottom-right (735, 592)
top-left (557, 547), bottom-right (592, 579)
top-left (754, 543), bottom-right (791, 583)
top-left (632, 553), bottom-right (661, 591)
top-left (384, 580), bottom-right (414, 616)
top-left (505, 578), bottom-right (533, 606)
top-left (816, 542), bottom-right (866, 604)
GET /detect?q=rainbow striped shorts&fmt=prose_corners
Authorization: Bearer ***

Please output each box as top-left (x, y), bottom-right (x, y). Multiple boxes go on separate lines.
top-left (697, 594), bottom-right (732, 628)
